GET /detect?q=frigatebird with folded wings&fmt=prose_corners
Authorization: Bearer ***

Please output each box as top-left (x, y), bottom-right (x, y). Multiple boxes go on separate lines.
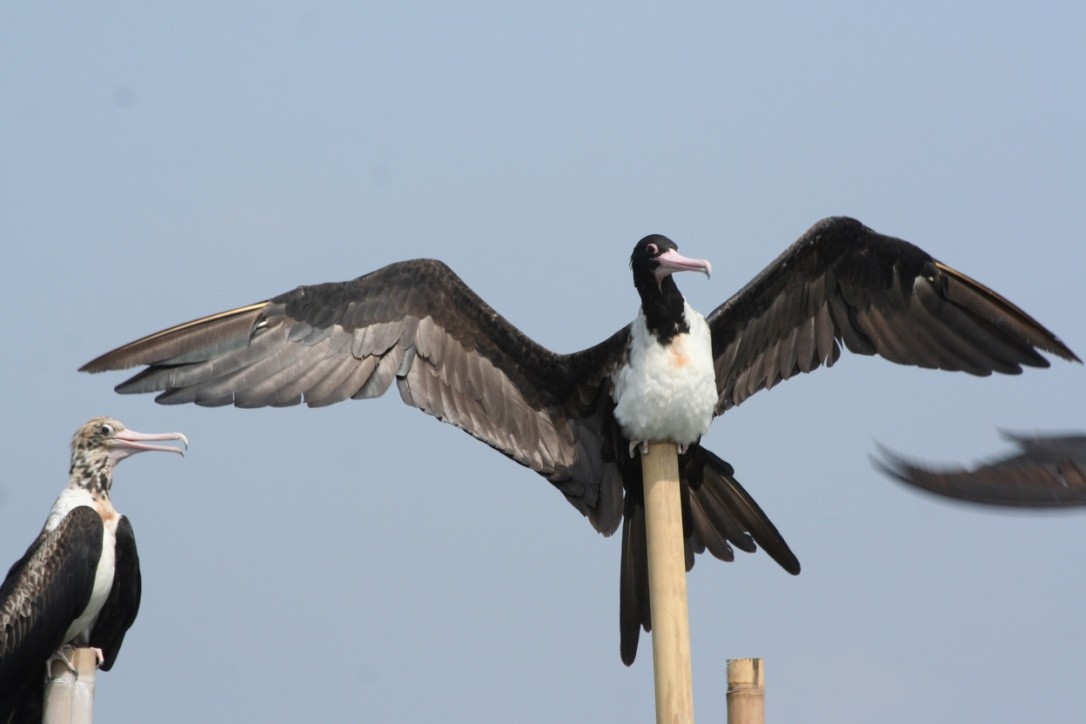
top-left (80, 216), bottom-right (1079, 664)
top-left (0, 418), bottom-right (187, 723)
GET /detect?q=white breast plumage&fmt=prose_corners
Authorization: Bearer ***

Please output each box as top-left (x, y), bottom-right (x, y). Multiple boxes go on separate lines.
top-left (611, 302), bottom-right (718, 446)
top-left (45, 488), bottom-right (118, 643)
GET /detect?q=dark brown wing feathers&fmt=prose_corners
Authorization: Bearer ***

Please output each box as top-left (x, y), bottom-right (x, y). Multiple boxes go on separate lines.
top-left (0, 508), bottom-right (104, 722)
top-left (877, 433), bottom-right (1086, 507)
top-left (709, 217), bottom-right (1078, 412)
top-left (83, 259), bottom-right (632, 534)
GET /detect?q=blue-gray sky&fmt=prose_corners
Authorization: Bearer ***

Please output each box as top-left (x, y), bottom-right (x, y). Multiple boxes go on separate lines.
top-left (2, 4), bottom-right (1084, 722)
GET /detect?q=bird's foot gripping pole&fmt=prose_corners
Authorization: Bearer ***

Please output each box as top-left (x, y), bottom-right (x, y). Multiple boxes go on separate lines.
top-left (631, 439), bottom-right (690, 457)
top-left (45, 645), bottom-right (80, 677)
top-left (43, 647), bottom-right (99, 724)
top-left (641, 441), bottom-right (695, 723)
top-left (46, 645), bottom-right (104, 677)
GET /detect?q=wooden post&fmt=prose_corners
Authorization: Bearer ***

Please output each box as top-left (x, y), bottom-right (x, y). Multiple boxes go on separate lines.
top-left (43, 647), bottom-right (97, 724)
top-left (642, 441), bottom-right (694, 723)
top-left (726, 658), bottom-right (765, 724)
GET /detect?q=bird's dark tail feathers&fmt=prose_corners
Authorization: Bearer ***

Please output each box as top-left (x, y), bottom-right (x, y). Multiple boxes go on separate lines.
top-left (618, 444), bottom-right (799, 666)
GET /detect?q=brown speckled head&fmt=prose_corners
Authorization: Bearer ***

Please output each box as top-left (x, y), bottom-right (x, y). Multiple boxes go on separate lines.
top-left (68, 417), bottom-right (188, 497)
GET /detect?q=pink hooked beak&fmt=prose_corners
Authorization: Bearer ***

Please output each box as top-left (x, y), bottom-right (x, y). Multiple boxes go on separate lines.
top-left (653, 248), bottom-right (712, 282)
top-left (109, 428), bottom-right (188, 464)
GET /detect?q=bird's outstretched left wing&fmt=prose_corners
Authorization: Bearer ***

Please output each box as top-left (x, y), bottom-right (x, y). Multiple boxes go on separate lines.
top-left (708, 217), bottom-right (1079, 412)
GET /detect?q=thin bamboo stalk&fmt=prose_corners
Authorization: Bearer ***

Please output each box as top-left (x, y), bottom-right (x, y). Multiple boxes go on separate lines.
top-left (642, 441), bottom-right (694, 723)
top-left (726, 658), bottom-right (765, 724)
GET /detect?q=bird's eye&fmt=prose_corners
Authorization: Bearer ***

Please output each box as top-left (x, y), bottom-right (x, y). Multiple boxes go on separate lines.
top-left (646, 243), bottom-right (659, 256)
top-left (97, 423), bottom-right (114, 436)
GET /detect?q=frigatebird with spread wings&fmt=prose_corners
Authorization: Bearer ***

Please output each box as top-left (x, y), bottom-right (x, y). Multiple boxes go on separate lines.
top-left (80, 216), bottom-right (1079, 664)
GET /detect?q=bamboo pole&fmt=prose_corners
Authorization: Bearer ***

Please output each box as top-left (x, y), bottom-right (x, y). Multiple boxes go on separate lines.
top-left (43, 647), bottom-right (97, 724)
top-left (726, 658), bottom-right (765, 724)
top-left (642, 441), bottom-right (694, 723)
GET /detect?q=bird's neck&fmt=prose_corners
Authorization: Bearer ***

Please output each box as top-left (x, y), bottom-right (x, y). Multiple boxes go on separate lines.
top-left (635, 275), bottom-right (690, 345)
top-left (68, 456), bottom-right (114, 500)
